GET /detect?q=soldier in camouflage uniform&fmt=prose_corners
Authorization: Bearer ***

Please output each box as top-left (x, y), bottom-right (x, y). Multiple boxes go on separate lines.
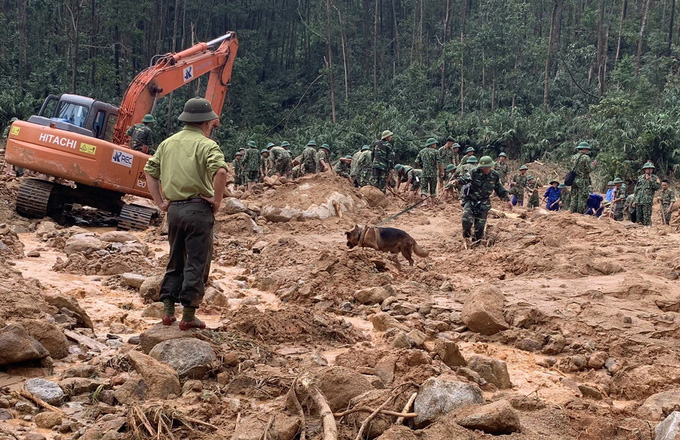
top-left (268, 142), bottom-right (293, 178)
top-left (462, 146), bottom-right (475, 163)
top-left (405, 167), bottom-right (423, 203)
top-left (458, 156), bottom-right (512, 243)
top-left (441, 164), bottom-right (458, 202)
top-left (371, 130), bottom-right (394, 192)
top-left (356, 145), bottom-right (374, 186)
top-left (569, 141), bottom-right (597, 214)
top-left (416, 138), bottom-right (443, 206)
top-left (126, 114), bottom-right (156, 154)
top-left (494, 152), bottom-right (509, 185)
top-left (510, 165), bottom-right (528, 206)
top-left (233, 149), bottom-right (245, 189)
top-left (558, 184), bottom-right (570, 210)
top-left (657, 179), bottom-right (676, 225)
top-left (301, 140), bottom-right (319, 175)
top-left (611, 178), bottom-right (626, 221)
top-left (454, 156), bottom-right (478, 192)
top-left (334, 155), bottom-right (352, 180)
top-left (243, 140), bottom-right (262, 192)
top-left (526, 175), bottom-right (540, 209)
top-left (632, 162), bottom-right (660, 226)
top-left (394, 164), bottom-right (410, 192)
top-left (438, 137), bottom-right (455, 190)
top-left (317, 144), bottom-right (332, 173)
top-left (349, 147), bottom-right (364, 186)
top-left (260, 149), bottom-right (270, 178)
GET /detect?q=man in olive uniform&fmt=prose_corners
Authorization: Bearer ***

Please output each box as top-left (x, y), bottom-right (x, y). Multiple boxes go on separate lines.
top-left (242, 140), bottom-right (261, 192)
top-left (526, 175), bottom-right (541, 209)
top-left (126, 114), bottom-right (156, 154)
top-left (438, 137), bottom-right (455, 190)
top-left (405, 167), bottom-right (423, 203)
top-left (394, 164), bottom-right (410, 192)
top-left (144, 98), bottom-right (227, 331)
top-left (441, 164), bottom-right (458, 202)
top-left (558, 183), bottom-right (570, 210)
top-left (494, 152), bottom-right (509, 185)
top-left (511, 165), bottom-right (528, 206)
top-left (458, 156), bottom-right (512, 243)
top-left (416, 138), bottom-right (443, 207)
top-left (334, 155), bottom-right (352, 180)
top-left (233, 148), bottom-right (245, 189)
top-left (611, 178), bottom-right (626, 221)
top-left (356, 145), bottom-right (374, 186)
top-left (463, 147), bottom-right (475, 162)
top-left (302, 140), bottom-right (319, 175)
top-left (658, 179), bottom-right (676, 225)
top-left (260, 149), bottom-right (270, 178)
top-left (349, 147), bottom-right (364, 186)
top-left (372, 130), bottom-right (394, 192)
top-left (318, 144), bottom-right (332, 173)
top-left (268, 142), bottom-right (293, 178)
top-left (454, 156), bottom-right (478, 192)
top-left (632, 162), bottom-right (660, 226)
top-left (569, 141), bottom-right (597, 214)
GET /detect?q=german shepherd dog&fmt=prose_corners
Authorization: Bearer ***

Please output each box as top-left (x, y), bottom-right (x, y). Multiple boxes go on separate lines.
top-left (345, 225), bottom-right (429, 269)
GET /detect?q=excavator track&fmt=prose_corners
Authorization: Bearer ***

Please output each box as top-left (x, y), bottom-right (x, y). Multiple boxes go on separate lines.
top-left (118, 203), bottom-right (157, 231)
top-left (16, 179), bottom-right (55, 218)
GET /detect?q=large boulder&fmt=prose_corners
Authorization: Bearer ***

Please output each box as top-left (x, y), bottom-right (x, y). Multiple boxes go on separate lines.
top-left (116, 350), bottom-right (181, 402)
top-left (638, 389), bottom-right (680, 421)
top-left (467, 355), bottom-right (512, 389)
top-left (0, 324), bottom-right (49, 365)
top-left (456, 400), bottom-right (521, 434)
top-left (43, 294), bottom-right (93, 329)
top-left (139, 275), bottom-right (164, 302)
top-left (149, 338), bottom-right (217, 379)
top-left (64, 234), bottom-right (104, 256)
top-left (24, 379), bottom-right (65, 405)
top-left (261, 206), bottom-right (301, 223)
top-left (223, 198), bottom-right (255, 217)
top-left (655, 411), bottom-right (680, 440)
top-left (359, 186), bottom-right (388, 208)
top-left (312, 366), bottom-right (374, 412)
top-left (138, 323), bottom-right (201, 354)
top-left (433, 339), bottom-right (467, 368)
top-left (354, 286), bottom-right (393, 305)
top-left (100, 231), bottom-right (138, 243)
top-left (461, 286), bottom-right (509, 335)
top-left (370, 312), bottom-right (406, 332)
top-left (413, 376), bottom-right (484, 427)
top-left (121, 273), bottom-right (146, 289)
top-left (21, 320), bottom-right (70, 359)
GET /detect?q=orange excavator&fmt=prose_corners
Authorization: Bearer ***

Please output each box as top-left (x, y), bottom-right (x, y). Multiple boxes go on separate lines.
top-left (4, 31), bottom-right (238, 229)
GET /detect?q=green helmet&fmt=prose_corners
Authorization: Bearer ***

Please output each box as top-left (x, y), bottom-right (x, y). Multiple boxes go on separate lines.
top-left (499, 152), bottom-right (507, 157)
top-left (607, 181), bottom-right (614, 186)
top-left (452, 143), bottom-right (461, 149)
top-left (394, 164), bottom-right (404, 171)
top-left (281, 141), bottom-right (290, 148)
top-left (465, 147), bottom-right (475, 154)
top-left (467, 155), bottom-right (478, 164)
top-left (320, 143), bottom-right (330, 151)
top-left (361, 145), bottom-right (371, 151)
top-left (425, 137), bottom-right (438, 147)
top-left (527, 175), bottom-right (535, 181)
top-left (238, 147), bottom-right (245, 152)
top-left (576, 141), bottom-right (591, 150)
top-left (142, 114), bottom-right (155, 123)
top-left (235, 150), bottom-right (244, 156)
top-left (613, 177), bottom-right (624, 184)
top-left (381, 130), bottom-right (393, 140)
top-left (445, 164), bottom-right (456, 173)
top-left (558, 183), bottom-right (566, 189)
top-left (9, 117), bottom-right (18, 123)
top-left (261, 149), bottom-right (269, 154)
top-left (178, 98), bottom-right (219, 123)
top-left (477, 156), bottom-right (493, 168)
top-left (307, 140), bottom-right (317, 147)
top-left (642, 162), bottom-right (655, 170)
top-left (344, 155), bottom-right (352, 159)
top-left (519, 165), bottom-right (528, 171)
top-left (266, 142), bottom-right (275, 149)
top-left (247, 140), bottom-right (257, 148)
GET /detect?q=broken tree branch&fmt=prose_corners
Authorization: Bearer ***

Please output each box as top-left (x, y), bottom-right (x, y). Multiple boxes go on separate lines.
top-left (19, 390), bottom-right (65, 415)
top-left (333, 407), bottom-right (417, 418)
top-left (354, 393), bottom-right (398, 440)
top-left (298, 376), bottom-right (337, 440)
top-left (395, 392), bottom-right (417, 425)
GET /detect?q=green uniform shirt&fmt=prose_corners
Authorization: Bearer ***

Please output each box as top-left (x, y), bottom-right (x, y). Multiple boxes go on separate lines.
top-left (416, 147), bottom-right (441, 178)
top-left (494, 161), bottom-right (509, 182)
top-left (438, 146), bottom-right (454, 166)
top-left (633, 174), bottom-right (661, 205)
top-left (570, 153), bottom-right (593, 188)
top-left (144, 125), bottom-right (228, 201)
top-left (660, 188), bottom-right (676, 208)
top-left (243, 147), bottom-right (261, 173)
top-left (372, 140), bottom-right (393, 171)
top-left (350, 151), bottom-right (363, 177)
top-left (459, 168), bottom-right (509, 208)
top-left (333, 160), bottom-right (351, 177)
top-left (126, 123), bottom-right (154, 150)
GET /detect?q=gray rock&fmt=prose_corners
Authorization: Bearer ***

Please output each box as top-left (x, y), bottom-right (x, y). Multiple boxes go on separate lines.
top-left (100, 231), bottom-right (138, 243)
top-left (21, 319), bottom-right (70, 359)
top-left (456, 400), bottom-right (521, 435)
top-left (24, 378), bottom-right (65, 406)
top-left (467, 355), bottom-right (512, 389)
top-left (224, 198), bottom-right (255, 216)
top-left (655, 411), bottom-right (680, 440)
top-left (203, 287), bottom-right (229, 307)
top-left (434, 339), bottom-right (467, 368)
top-left (121, 273), bottom-right (146, 289)
top-left (413, 376), bottom-right (484, 427)
top-left (0, 324), bottom-right (49, 365)
top-left (138, 323), bottom-right (200, 354)
top-left (149, 338), bottom-right (217, 379)
top-left (139, 275), bottom-right (164, 302)
top-left (0, 409), bottom-right (12, 420)
top-left (639, 389), bottom-right (680, 421)
top-left (461, 286), bottom-right (509, 336)
top-left (391, 332), bottom-right (412, 349)
top-left (406, 330), bottom-right (427, 348)
top-left (64, 234), bottom-right (104, 256)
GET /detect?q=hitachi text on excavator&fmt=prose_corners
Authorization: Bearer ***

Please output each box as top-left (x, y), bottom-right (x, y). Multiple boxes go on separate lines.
top-left (4, 32), bottom-right (238, 230)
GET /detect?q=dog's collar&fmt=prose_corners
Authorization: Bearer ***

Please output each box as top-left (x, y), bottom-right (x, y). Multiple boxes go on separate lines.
top-left (358, 226), bottom-right (369, 246)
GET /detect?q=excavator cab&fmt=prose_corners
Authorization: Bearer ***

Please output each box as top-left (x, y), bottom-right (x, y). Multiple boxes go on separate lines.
top-left (28, 94), bottom-right (119, 142)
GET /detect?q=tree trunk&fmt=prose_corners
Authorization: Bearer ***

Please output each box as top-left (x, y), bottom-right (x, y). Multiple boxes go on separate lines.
top-left (543, 0), bottom-right (559, 112)
top-left (596, 0), bottom-right (606, 97)
top-left (167, 0), bottom-right (181, 135)
top-left (18, 0), bottom-right (28, 91)
top-left (669, 0), bottom-right (676, 55)
top-left (391, 0), bottom-right (401, 66)
top-left (635, 0), bottom-right (652, 76)
top-left (335, 7), bottom-right (350, 103)
top-left (373, 0), bottom-right (379, 94)
top-left (615, 0), bottom-right (627, 67)
top-left (460, 0), bottom-right (466, 117)
top-left (326, 0), bottom-right (336, 123)
top-left (439, 0), bottom-right (451, 108)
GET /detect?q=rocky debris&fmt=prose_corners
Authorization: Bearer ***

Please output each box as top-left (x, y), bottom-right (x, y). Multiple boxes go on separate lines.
top-left (578, 383), bottom-right (605, 400)
top-left (359, 185), bottom-right (388, 208)
top-left (0, 324), bottom-right (49, 365)
top-left (354, 286), bottom-right (393, 305)
top-left (148, 338), bottom-right (217, 379)
top-left (0, 223), bottom-right (24, 258)
top-left (59, 377), bottom-right (108, 396)
top-left (100, 231), bottom-right (137, 243)
top-left (139, 275), bottom-right (164, 302)
top-left (24, 433), bottom-right (46, 440)
top-left (216, 212), bottom-right (263, 235)
top-left (231, 413), bottom-right (301, 440)
top-left (223, 197), bottom-right (256, 217)
top-left (542, 333), bottom-right (567, 355)
top-left (21, 319), bottom-right (70, 359)
top-left (203, 287), bottom-right (229, 307)
top-left (461, 286), bottom-right (509, 335)
top-left (655, 411), bottom-right (680, 440)
top-left (64, 234), bottom-right (104, 256)
top-left (24, 378), bottom-right (65, 405)
top-left (312, 366), bottom-right (374, 412)
top-left (374, 425), bottom-right (418, 440)
top-left (455, 399), bottom-right (521, 434)
top-left (26, 249), bottom-right (40, 257)
top-left (587, 351), bottom-right (608, 369)
top-left (43, 294), bottom-right (93, 329)
top-left (371, 312), bottom-right (406, 332)
top-left (433, 339), bottom-right (467, 368)
top-left (138, 323), bottom-right (200, 354)
top-left (638, 389), bottom-right (680, 420)
top-left (467, 355), bottom-right (512, 389)
top-left (114, 350), bottom-right (181, 403)
top-left (121, 273), bottom-right (146, 289)
top-left (34, 411), bottom-right (63, 429)
top-left (413, 376), bottom-right (485, 427)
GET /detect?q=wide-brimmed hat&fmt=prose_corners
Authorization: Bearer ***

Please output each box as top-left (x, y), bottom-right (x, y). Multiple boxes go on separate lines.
top-left (550, 179), bottom-right (559, 185)
top-left (465, 147), bottom-right (475, 154)
top-left (142, 114), bottom-right (155, 123)
top-left (425, 138), bottom-right (438, 147)
top-left (361, 145), bottom-right (371, 151)
top-left (307, 140), bottom-right (317, 147)
top-left (247, 140), bottom-right (257, 148)
top-left (519, 165), bottom-right (528, 171)
top-left (576, 141), bottom-right (591, 150)
top-left (178, 98), bottom-right (219, 123)
top-left (499, 152), bottom-right (507, 158)
top-left (642, 162), bottom-right (655, 170)
top-left (613, 177), bottom-right (624, 184)
top-left (466, 156), bottom-right (478, 164)
top-left (478, 156), bottom-right (494, 168)
top-left (381, 130), bottom-right (393, 139)
top-left (281, 141), bottom-right (290, 148)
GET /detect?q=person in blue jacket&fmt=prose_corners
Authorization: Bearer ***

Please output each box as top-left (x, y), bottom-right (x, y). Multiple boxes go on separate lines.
top-left (543, 180), bottom-right (562, 211)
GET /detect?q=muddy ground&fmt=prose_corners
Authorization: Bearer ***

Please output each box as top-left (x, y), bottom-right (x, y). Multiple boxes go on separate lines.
top-left (0, 162), bottom-right (679, 440)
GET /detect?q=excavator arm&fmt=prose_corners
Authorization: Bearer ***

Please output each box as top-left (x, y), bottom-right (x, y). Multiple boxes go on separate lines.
top-left (113, 31), bottom-right (238, 144)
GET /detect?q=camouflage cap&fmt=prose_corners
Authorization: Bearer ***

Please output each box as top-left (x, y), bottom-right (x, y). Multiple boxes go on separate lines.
top-left (307, 140), bottom-right (317, 147)
top-left (247, 140), bottom-right (257, 148)
top-left (361, 145), bottom-right (371, 151)
top-left (642, 161), bottom-right (655, 170)
top-left (613, 177), bottom-right (624, 184)
top-left (519, 165), bottom-right (528, 171)
top-left (467, 155), bottom-right (478, 164)
top-left (576, 141), bottom-right (591, 150)
top-left (425, 137), bottom-right (438, 147)
top-left (465, 147), bottom-right (475, 154)
top-left (445, 164), bottom-right (456, 172)
top-left (381, 130), bottom-right (393, 140)
top-left (499, 152), bottom-right (507, 157)
top-left (281, 141), bottom-right (290, 147)
top-left (478, 156), bottom-right (494, 168)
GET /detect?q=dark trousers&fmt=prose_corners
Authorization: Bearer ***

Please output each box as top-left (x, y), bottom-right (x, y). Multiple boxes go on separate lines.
top-left (462, 201), bottom-right (490, 241)
top-left (160, 201), bottom-right (214, 308)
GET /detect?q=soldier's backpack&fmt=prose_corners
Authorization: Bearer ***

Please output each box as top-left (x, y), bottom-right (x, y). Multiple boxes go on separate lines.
top-left (564, 154), bottom-right (585, 186)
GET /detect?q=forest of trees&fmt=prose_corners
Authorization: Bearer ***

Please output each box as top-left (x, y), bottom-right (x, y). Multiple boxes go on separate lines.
top-left (3, 0), bottom-right (680, 184)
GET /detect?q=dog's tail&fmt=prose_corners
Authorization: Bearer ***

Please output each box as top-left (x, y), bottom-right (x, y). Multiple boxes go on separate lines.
top-left (413, 241), bottom-right (429, 258)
